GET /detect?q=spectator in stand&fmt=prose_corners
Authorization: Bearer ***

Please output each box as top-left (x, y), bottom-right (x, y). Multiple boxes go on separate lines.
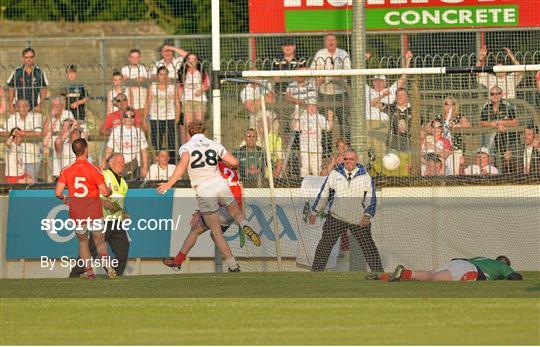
top-left (178, 52), bottom-right (210, 141)
top-left (144, 66), bottom-right (181, 163)
top-left (291, 102), bottom-right (334, 177)
top-left (5, 99), bottom-right (42, 180)
top-left (233, 128), bottom-right (267, 188)
top-left (144, 150), bottom-right (176, 181)
top-left (107, 70), bottom-right (132, 115)
top-left (321, 138), bottom-right (350, 176)
top-left (285, 65), bottom-right (318, 160)
top-left (255, 111), bottom-right (283, 178)
top-left (0, 87), bottom-right (6, 115)
top-left (53, 119), bottom-right (81, 180)
top-left (64, 65), bottom-right (90, 122)
top-left (240, 74), bottom-right (275, 128)
top-left (422, 152), bottom-right (443, 177)
top-left (366, 51), bottom-right (413, 161)
top-left (421, 120), bottom-right (436, 154)
top-left (103, 108), bottom-right (148, 180)
top-left (273, 37), bottom-right (304, 97)
top-left (432, 119), bottom-right (452, 175)
top-left (476, 46), bottom-right (523, 99)
top-left (311, 34), bottom-right (351, 153)
top-left (42, 96), bottom-right (75, 180)
top-left (432, 96), bottom-right (471, 175)
top-left (464, 147), bottom-right (499, 175)
top-left (151, 44), bottom-right (188, 80)
top-left (100, 93), bottom-right (142, 136)
top-left (372, 87), bottom-right (413, 176)
top-left (6, 48), bottom-right (48, 114)
top-left (4, 127), bottom-right (34, 184)
top-left (367, 51), bottom-right (413, 121)
top-left (122, 49), bottom-right (150, 114)
top-left (504, 123), bottom-right (540, 175)
top-left (480, 86), bottom-right (519, 170)
top-left (286, 66), bottom-right (318, 114)
top-left (42, 96), bottom-right (75, 148)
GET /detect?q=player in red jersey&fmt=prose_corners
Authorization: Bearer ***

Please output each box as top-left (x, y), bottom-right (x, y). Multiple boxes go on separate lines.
top-left (55, 138), bottom-right (115, 280)
top-left (162, 160), bottom-right (260, 270)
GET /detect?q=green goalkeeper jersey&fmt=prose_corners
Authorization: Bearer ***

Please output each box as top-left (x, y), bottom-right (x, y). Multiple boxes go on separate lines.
top-left (467, 257), bottom-right (516, 281)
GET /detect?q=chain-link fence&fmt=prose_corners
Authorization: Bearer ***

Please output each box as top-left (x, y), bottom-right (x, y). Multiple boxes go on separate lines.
top-left (1, 52), bottom-right (539, 184)
top-left (1, 0), bottom-right (539, 185)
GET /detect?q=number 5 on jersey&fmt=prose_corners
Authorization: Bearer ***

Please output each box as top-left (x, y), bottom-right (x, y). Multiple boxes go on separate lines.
top-left (74, 177), bottom-right (89, 197)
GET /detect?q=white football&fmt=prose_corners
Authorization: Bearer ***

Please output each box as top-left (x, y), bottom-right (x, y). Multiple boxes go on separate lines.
top-left (383, 153), bottom-right (400, 171)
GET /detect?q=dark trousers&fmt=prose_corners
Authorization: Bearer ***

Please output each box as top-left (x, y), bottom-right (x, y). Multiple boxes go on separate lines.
top-left (312, 215), bottom-right (383, 272)
top-left (69, 220), bottom-right (130, 276)
top-left (150, 119), bottom-right (177, 164)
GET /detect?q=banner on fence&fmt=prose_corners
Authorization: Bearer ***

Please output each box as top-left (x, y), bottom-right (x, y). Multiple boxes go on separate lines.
top-left (249, 0), bottom-right (540, 33)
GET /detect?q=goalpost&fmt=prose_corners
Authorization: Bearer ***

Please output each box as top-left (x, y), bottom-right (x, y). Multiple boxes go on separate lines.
top-left (218, 64), bottom-right (540, 273)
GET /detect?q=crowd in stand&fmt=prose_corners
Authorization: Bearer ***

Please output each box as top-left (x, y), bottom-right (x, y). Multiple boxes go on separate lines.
top-left (1, 38), bottom-right (540, 185)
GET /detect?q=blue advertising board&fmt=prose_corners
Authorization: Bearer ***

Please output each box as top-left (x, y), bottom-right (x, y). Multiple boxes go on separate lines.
top-left (6, 189), bottom-right (174, 259)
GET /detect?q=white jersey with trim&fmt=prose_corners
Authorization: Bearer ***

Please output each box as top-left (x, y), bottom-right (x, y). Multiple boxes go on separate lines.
top-left (179, 133), bottom-right (228, 187)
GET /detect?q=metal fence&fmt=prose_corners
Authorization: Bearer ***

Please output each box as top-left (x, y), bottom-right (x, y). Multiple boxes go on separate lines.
top-left (0, 29), bottom-right (539, 184)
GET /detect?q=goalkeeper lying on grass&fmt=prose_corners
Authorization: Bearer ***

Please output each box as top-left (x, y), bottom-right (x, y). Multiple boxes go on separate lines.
top-left (387, 256), bottom-right (523, 282)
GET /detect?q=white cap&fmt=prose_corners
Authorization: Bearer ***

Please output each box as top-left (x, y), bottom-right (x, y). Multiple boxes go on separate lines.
top-left (373, 75), bottom-right (386, 81)
top-left (477, 147), bottom-right (490, 154)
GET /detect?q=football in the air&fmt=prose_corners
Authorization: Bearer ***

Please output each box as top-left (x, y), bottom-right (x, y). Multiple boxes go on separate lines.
top-left (382, 153), bottom-right (400, 171)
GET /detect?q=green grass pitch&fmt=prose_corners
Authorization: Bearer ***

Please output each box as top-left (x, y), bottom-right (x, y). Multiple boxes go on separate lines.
top-left (1, 272), bottom-right (539, 345)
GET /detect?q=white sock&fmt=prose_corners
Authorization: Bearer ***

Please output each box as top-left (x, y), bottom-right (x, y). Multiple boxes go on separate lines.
top-left (224, 257), bottom-right (239, 270)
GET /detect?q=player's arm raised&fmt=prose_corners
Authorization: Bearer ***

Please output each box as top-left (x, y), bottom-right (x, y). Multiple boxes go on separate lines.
top-left (157, 151), bottom-right (189, 194)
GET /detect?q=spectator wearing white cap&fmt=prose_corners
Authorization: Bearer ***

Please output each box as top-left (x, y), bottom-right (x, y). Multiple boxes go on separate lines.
top-left (464, 147), bottom-right (499, 175)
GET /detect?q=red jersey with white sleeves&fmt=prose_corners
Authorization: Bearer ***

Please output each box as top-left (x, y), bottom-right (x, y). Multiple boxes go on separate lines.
top-left (58, 158), bottom-right (105, 220)
top-left (219, 161), bottom-right (243, 210)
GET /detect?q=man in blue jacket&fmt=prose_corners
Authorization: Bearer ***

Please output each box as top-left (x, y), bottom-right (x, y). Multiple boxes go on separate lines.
top-left (309, 149), bottom-right (383, 275)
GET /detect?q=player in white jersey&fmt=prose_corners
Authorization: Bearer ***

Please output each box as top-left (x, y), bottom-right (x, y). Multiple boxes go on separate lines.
top-left (157, 120), bottom-right (261, 272)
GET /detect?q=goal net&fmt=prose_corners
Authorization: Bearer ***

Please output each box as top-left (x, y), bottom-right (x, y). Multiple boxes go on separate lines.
top-left (218, 64), bottom-right (540, 273)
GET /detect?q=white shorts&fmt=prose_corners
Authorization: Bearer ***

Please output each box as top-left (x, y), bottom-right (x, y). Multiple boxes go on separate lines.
top-left (195, 179), bottom-right (235, 213)
top-left (436, 259), bottom-right (478, 281)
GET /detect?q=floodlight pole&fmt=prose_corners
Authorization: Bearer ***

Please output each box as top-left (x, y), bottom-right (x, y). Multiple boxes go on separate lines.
top-left (211, 0), bottom-right (223, 273)
top-left (351, 0), bottom-right (366, 154)
top-left (350, 0), bottom-right (369, 272)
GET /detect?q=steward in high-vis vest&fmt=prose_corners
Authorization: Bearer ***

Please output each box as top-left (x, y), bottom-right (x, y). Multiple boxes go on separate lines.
top-left (69, 154), bottom-right (130, 277)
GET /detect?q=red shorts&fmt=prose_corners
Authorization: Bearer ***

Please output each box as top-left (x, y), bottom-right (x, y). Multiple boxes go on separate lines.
top-left (68, 197), bottom-right (104, 221)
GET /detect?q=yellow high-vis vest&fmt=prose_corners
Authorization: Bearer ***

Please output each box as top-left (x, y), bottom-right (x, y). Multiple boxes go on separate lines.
top-left (102, 169), bottom-right (128, 220)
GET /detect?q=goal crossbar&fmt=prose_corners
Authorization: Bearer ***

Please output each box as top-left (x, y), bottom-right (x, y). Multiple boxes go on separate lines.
top-left (219, 64), bottom-right (540, 79)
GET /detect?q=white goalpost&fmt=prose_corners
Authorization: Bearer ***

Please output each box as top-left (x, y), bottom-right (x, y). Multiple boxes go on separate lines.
top-left (218, 64), bottom-right (540, 273)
